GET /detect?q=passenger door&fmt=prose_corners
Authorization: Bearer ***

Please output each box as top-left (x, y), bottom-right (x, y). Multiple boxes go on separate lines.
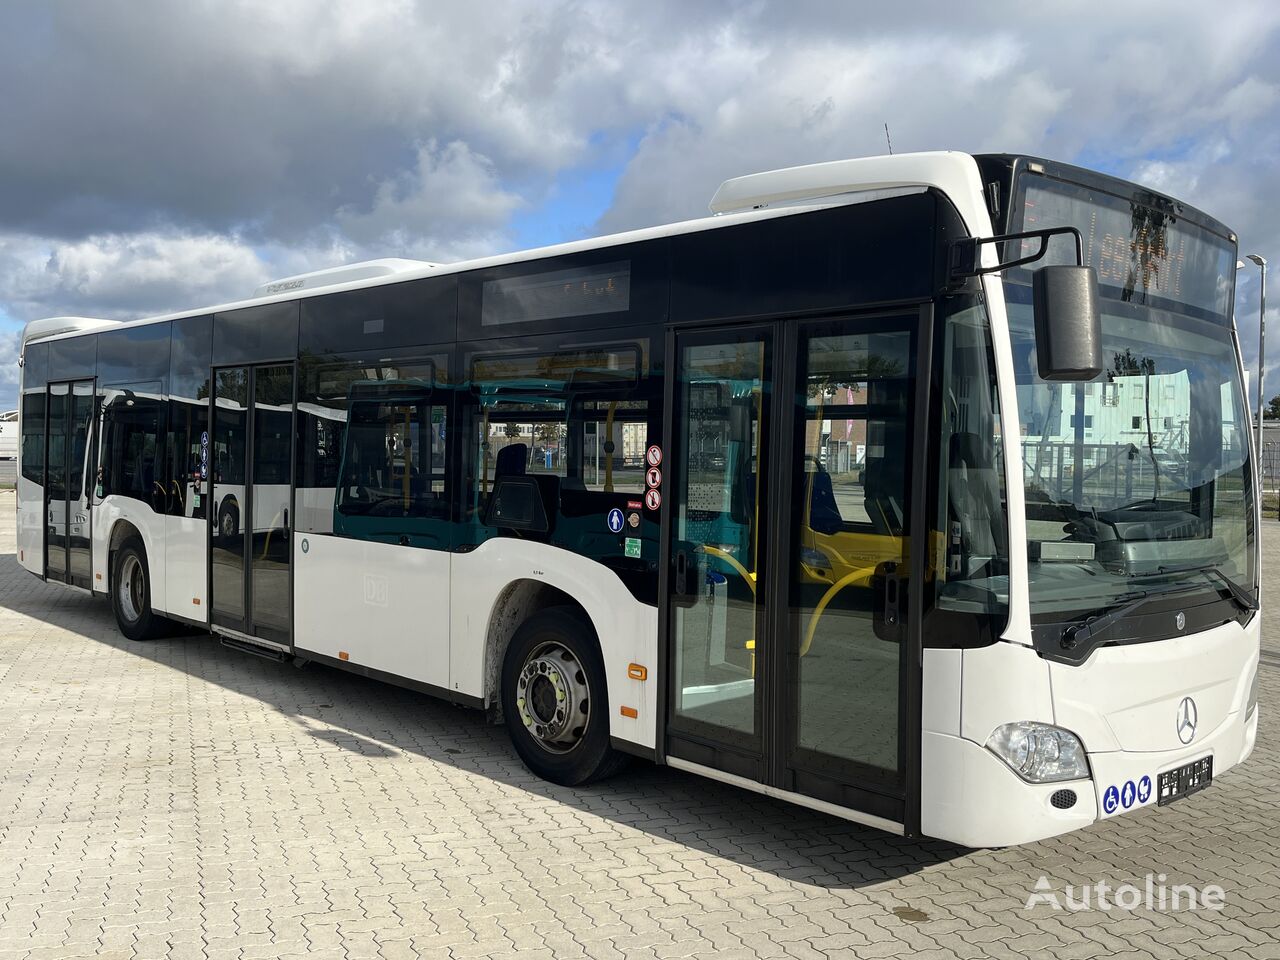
top-left (663, 311), bottom-right (926, 828)
top-left (44, 379), bottom-right (95, 589)
top-left (209, 363), bottom-right (295, 647)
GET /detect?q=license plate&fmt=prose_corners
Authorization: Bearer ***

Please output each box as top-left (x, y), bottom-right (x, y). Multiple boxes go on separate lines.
top-left (1156, 756), bottom-right (1213, 806)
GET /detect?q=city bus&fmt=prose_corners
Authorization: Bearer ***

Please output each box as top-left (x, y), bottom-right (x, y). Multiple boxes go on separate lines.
top-left (14, 152), bottom-right (1259, 846)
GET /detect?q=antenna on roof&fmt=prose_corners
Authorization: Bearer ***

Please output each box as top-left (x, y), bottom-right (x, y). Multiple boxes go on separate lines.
top-left (884, 123), bottom-right (893, 155)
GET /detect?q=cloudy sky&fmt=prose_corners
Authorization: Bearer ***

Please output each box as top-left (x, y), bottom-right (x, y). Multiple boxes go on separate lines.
top-left (2, 0), bottom-right (1278, 411)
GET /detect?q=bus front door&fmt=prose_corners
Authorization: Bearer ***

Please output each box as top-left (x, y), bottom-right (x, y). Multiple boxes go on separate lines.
top-left (664, 312), bottom-right (926, 832)
top-left (209, 363), bottom-right (295, 649)
top-left (44, 379), bottom-right (95, 589)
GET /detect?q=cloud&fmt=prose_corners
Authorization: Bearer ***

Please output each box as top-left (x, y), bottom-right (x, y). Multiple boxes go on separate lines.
top-left (0, 328), bottom-right (19, 411)
top-left (336, 140), bottom-right (525, 261)
top-left (0, 231), bottom-right (273, 321)
top-left (2, 0), bottom-right (1280, 411)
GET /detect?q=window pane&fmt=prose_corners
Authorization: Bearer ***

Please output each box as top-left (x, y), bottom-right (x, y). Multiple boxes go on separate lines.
top-left (299, 353), bottom-right (446, 537)
top-left (167, 316), bottom-right (212, 519)
top-left (932, 300), bottom-right (1010, 626)
top-left (20, 391), bottom-right (45, 484)
top-left (789, 327), bottom-right (912, 775)
top-left (460, 335), bottom-right (657, 592)
top-left (99, 383), bottom-right (165, 512)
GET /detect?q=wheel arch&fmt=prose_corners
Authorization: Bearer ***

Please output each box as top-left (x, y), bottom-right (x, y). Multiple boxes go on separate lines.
top-left (106, 517), bottom-right (147, 593)
top-left (482, 579), bottom-right (594, 721)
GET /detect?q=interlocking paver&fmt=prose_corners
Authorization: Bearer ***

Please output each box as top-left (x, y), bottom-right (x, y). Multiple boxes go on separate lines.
top-left (0, 490), bottom-right (1278, 958)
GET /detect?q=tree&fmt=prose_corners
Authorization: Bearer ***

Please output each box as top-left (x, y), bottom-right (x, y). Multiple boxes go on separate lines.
top-left (1267, 394), bottom-right (1280, 421)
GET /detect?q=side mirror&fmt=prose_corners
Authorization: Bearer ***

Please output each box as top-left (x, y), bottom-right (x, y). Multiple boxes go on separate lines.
top-left (1032, 264), bottom-right (1103, 381)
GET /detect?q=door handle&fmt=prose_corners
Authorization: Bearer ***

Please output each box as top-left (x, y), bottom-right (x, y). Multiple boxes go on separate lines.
top-left (873, 561), bottom-right (905, 644)
top-left (674, 549), bottom-right (689, 596)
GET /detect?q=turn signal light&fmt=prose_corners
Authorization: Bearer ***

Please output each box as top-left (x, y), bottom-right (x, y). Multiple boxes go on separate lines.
top-left (627, 663), bottom-right (647, 681)
top-left (619, 706), bottom-right (638, 719)
top-left (339, 651), bottom-right (350, 661)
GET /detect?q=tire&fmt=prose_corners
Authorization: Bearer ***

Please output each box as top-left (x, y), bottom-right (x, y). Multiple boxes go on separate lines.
top-left (111, 538), bottom-right (170, 641)
top-left (501, 606), bottom-right (628, 786)
top-left (218, 499), bottom-right (239, 539)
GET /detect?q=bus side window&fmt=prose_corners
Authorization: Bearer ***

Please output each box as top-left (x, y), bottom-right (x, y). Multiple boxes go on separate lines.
top-left (337, 397), bottom-right (446, 517)
top-left (99, 386), bottom-right (166, 513)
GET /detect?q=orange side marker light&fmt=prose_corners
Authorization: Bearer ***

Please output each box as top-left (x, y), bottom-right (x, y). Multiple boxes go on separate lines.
top-left (627, 663), bottom-right (648, 681)
top-left (620, 706), bottom-right (638, 719)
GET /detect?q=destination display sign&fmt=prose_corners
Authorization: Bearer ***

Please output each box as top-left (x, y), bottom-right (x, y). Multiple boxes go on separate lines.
top-left (482, 260), bottom-right (631, 326)
top-left (1017, 176), bottom-right (1234, 320)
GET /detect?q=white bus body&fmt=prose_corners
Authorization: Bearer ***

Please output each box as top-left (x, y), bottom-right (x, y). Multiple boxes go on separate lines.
top-left (14, 152), bottom-right (1259, 846)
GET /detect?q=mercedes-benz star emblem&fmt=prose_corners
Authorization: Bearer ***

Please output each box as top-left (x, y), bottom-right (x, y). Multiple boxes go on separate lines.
top-left (1175, 611), bottom-right (1186, 631)
top-left (1176, 696), bottom-right (1198, 745)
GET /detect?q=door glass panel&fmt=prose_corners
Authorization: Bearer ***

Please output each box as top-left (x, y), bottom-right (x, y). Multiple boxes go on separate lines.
top-left (670, 337), bottom-right (768, 743)
top-left (251, 365), bottom-right (293, 640)
top-left (211, 367), bottom-right (249, 624)
top-left (67, 382), bottom-right (95, 587)
top-left (789, 325), bottom-right (913, 777)
top-left (45, 384), bottom-right (70, 582)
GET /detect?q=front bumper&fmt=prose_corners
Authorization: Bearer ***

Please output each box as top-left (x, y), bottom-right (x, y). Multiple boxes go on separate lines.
top-left (920, 705), bottom-right (1258, 848)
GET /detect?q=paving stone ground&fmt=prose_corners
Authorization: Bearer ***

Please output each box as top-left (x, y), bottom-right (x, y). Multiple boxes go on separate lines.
top-left (1, 490), bottom-right (1277, 959)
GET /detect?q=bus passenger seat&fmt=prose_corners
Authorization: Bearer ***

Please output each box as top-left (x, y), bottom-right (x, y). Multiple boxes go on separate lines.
top-left (807, 468), bottom-right (843, 534)
top-left (495, 443), bottom-right (528, 478)
top-left (948, 432), bottom-right (1006, 559)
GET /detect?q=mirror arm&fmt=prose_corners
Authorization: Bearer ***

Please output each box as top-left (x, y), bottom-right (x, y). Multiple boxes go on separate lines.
top-left (948, 226), bottom-right (1084, 283)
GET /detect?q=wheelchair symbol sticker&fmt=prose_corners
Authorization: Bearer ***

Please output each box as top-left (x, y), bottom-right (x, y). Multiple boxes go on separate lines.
top-left (1102, 784), bottom-right (1120, 814)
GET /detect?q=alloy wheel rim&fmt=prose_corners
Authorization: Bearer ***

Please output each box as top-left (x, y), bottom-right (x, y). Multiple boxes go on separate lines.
top-left (118, 554), bottom-right (144, 623)
top-left (515, 640), bottom-right (591, 754)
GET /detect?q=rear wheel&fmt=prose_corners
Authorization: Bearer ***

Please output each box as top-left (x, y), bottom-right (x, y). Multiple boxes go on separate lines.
top-left (111, 538), bottom-right (170, 641)
top-left (501, 607), bottom-right (627, 786)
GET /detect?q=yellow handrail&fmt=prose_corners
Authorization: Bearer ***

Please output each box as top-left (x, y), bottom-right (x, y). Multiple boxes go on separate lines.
top-left (698, 544), bottom-right (757, 594)
top-left (800, 568), bottom-right (869, 657)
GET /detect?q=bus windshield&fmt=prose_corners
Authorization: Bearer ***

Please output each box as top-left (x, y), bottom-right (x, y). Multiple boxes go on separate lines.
top-left (1006, 174), bottom-right (1255, 625)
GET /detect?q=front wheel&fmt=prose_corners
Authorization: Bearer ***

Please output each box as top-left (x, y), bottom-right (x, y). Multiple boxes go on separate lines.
top-left (111, 538), bottom-right (170, 641)
top-left (501, 607), bottom-right (627, 786)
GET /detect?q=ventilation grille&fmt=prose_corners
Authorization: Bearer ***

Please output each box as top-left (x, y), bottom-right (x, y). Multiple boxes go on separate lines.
top-left (1050, 789), bottom-right (1077, 810)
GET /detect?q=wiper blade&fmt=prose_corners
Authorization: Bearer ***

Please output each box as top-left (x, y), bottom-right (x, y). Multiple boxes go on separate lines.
top-left (1200, 568), bottom-right (1257, 612)
top-left (1061, 592), bottom-right (1151, 652)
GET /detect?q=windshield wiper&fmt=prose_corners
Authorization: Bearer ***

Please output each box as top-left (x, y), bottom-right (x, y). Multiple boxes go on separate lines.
top-left (1061, 592), bottom-right (1151, 651)
top-left (1139, 562), bottom-right (1258, 612)
top-left (1199, 567), bottom-right (1257, 612)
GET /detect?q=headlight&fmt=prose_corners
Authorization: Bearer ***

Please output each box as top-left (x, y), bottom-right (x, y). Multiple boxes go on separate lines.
top-left (800, 547), bottom-right (831, 569)
top-left (1247, 667), bottom-right (1259, 720)
top-left (986, 721), bottom-right (1090, 783)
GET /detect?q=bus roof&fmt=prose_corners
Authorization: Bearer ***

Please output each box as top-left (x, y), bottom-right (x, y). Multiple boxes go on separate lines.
top-left (22, 151), bottom-right (995, 348)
